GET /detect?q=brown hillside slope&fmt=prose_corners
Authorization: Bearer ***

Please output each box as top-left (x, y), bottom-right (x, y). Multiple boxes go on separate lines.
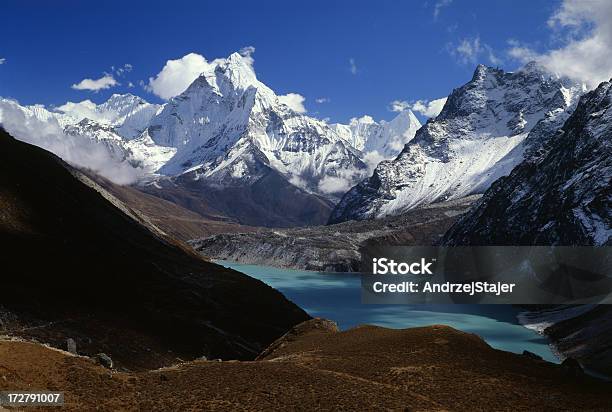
top-left (84, 171), bottom-right (257, 242)
top-left (1, 321), bottom-right (611, 411)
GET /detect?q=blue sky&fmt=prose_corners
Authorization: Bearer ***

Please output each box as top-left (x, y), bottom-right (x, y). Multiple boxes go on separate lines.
top-left (1, 0), bottom-right (601, 123)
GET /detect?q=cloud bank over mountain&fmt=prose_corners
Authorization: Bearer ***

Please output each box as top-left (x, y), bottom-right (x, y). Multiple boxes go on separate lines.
top-left (509, 0), bottom-right (612, 87)
top-left (0, 99), bottom-right (141, 184)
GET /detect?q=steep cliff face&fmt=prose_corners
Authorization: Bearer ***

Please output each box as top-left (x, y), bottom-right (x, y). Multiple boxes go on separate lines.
top-left (440, 80), bottom-right (612, 377)
top-left (329, 63), bottom-right (584, 224)
top-left (442, 80), bottom-right (611, 246)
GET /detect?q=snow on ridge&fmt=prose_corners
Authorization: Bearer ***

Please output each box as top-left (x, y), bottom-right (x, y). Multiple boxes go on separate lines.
top-left (329, 62), bottom-right (586, 223)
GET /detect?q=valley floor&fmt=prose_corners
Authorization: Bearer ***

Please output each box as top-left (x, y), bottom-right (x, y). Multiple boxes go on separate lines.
top-left (1, 319), bottom-right (611, 411)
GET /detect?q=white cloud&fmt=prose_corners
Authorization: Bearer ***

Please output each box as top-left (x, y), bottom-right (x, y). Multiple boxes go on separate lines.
top-left (484, 44), bottom-right (502, 66)
top-left (449, 36), bottom-right (501, 66)
top-left (363, 150), bottom-right (386, 172)
top-left (146, 53), bottom-right (211, 100)
top-left (289, 175), bottom-right (308, 190)
top-left (55, 100), bottom-right (101, 122)
top-left (0, 100), bottom-right (141, 184)
top-left (0, 58), bottom-right (5, 65)
top-left (71, 74), bottom-right (118, 92)
top-left (315, 97), bottom-right (330, 104)
top-left (507, 39), bottom-right (540, 62)
top-left (349, 58), bottom-right (357, 75)
top-left (317, 168), bottom-right (365, 195)
top-left (508, 0), bottom-right (612, 87)
top-left (453, 37), bottom-right (481, 64)
top-left (410, 97), bottom-right (448, 117)
top-left (113, 63), bottom-right (133, 77)
top-left (389, 97), bottom-right (447, 117)
top-left (146, 48), bottom-right (256, 100)
top-left (238, 46), bottom-right (256, 67)
top-left (389, 100), bottom-right (411, 113)
top-left (433, 0), bottom-right (452, 20)
top-left (318, 175), bottom-right (353, 194)
top-left (278, 93), bottom-right (306, 113)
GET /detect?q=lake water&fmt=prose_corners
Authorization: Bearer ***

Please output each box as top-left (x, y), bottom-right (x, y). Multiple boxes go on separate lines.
top-left (218, 261), bottom-right (558, 363)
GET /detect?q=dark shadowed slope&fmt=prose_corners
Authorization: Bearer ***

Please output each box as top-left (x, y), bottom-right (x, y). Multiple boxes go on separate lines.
top-left (442, 80), bottom-right (611, 246)
top-left (140, 165), bottom-right (335, 228)
top-left (0, 129), bottom-right (310, 370)
top-left (84, 171), bottom-right (257, 242)
top-left (441, 80), bottom-right (612, 376)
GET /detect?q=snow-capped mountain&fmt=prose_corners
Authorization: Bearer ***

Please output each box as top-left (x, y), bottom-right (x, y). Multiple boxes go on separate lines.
top-left (0, 51), bottom-right (454, 227)
top-left (56, 93), bottom-right (161, 139)
top-left (331, 110), bottom-right (421, 163)
top-left (0, 95), bottom-right (174, 175)
top-left (2, 51), bottom-right (422, 226)
top-left (442, 78), bottom-right (612, 246)
top-left (0, 52), bottom-right (422, 203)
top-left (145, 52), bottom-right (369, 199)
top-left (329, 62), bottom-right (585, 224)
top-left (0, 98), bottom-right (75, 127)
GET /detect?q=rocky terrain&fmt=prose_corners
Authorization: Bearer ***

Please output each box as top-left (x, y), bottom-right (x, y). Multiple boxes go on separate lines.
top-left (0, 129), bottom-right (309, 370)
top-left (191, 196), bottom-right (478, 272)
top-left (140, 167), bottom-right (336, 228)
top-left (330, 63), bottom-right (585, 223)
top-left (441, 80), bottom-right (612, 376)
top-left (519, 305), bottom-right (612, 377)
top-left (1, 319), bottom-right (611, 411)
top-left (442, 79), bottom-right (611, 246)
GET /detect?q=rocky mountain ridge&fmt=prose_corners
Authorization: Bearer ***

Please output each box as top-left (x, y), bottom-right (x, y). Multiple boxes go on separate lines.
top-left (329, 63), bottom-right (585, 223)
top-left (441, 78), bottom-right (611, 246)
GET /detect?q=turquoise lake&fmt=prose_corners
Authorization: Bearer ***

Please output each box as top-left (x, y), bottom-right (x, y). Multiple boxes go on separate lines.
top-left (218, 261), bottom-right (558, 363)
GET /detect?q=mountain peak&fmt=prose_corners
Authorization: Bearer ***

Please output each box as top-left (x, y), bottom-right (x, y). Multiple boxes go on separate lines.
top-left (217, 52), bottom-right (259, 89)
top-left (329, 64), bottom-right (584, 223)
top-left (390, 109), bottom-right (419, 124)
top-left (471, 64), bottom-right (499, 81)
top-left (520, 60), bottom-right (543, 73)
top-left (107, 93), bottom-right (142, 102)
top-left (517, 61), bottom-right (570, 80)
top-left (101, 93), bottom-right (150, 110)
top-left (227, 51), bottom-right (248, 64)
top-left (442, 78), bottom-right (612, 246)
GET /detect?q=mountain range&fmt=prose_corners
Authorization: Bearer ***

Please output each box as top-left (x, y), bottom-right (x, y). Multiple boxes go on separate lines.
top-left (329, 62), bottom-right (585, 223)
top-left (442, 78), bottom-right (612, 246)
top-left (0, 55), bottom-right (608, 246)
top-left (1, 49), bottom-right (611, 382)
top-left (0, 52), bottom-right (421, 226)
